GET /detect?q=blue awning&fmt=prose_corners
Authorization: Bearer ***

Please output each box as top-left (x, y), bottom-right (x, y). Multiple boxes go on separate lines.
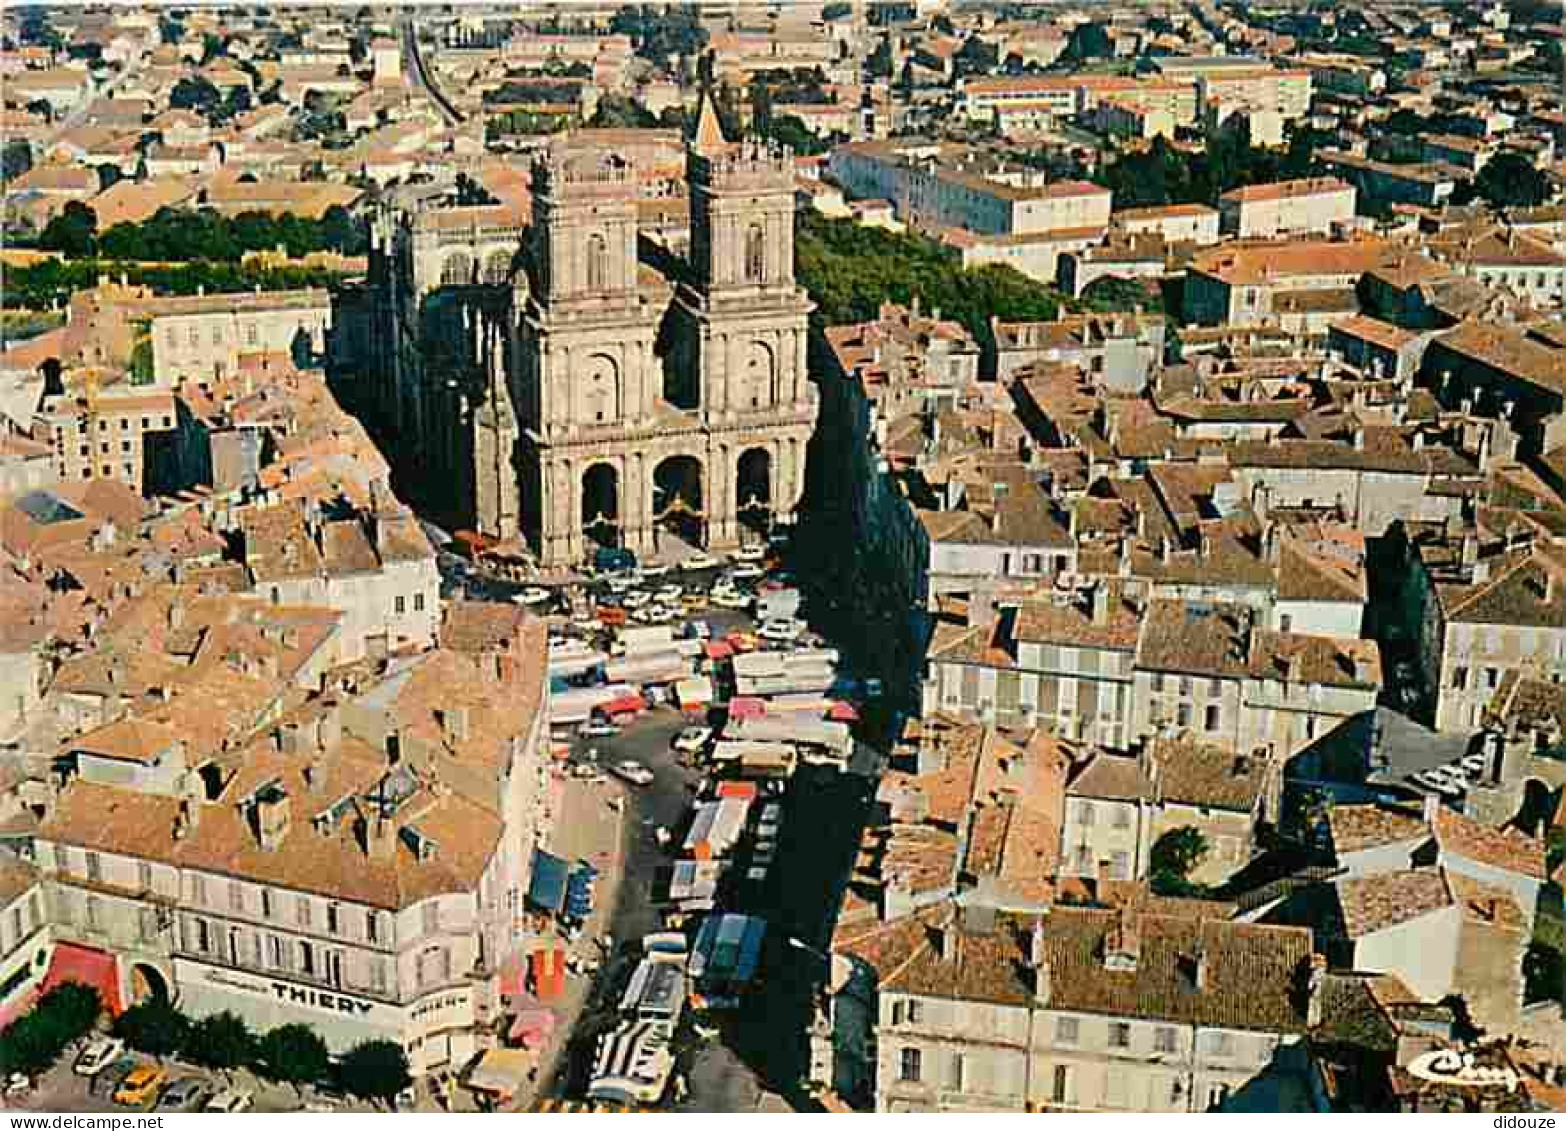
top-left (527, 849), bottom-right (570, 913)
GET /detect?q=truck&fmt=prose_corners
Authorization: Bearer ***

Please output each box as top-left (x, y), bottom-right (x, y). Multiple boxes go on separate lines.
top-left (755, 587), bottom-right (802, 622)
top-left (689, 913), bottom-right (768, 1010)
top-left (605, 650), bottom-right (692, 687)
top-left (724, 715), bottom-right (851, 767)
top-left (549, 683), bottom-right (635, 726)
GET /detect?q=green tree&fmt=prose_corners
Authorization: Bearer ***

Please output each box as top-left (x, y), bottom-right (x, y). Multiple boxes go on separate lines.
top-left (1063, 22), bottom-right (1111, 63)
top-left (112, 997), bottom-right (190, 1058)
top-left (320, 204), bottom-right (368, 255)
top-left (1473, 152), bottom-right (1550, 210)
top-left (1080, 276), bottom-right (1157, 313)
top-left (1524, 942), bottom-right (1564, 1005)
top-left (338, 1040), bottom-right (411, 1106)
top-left (182, 1011), bottom-right (256, 1073)
top-left (1, 140), bottom-right (32, 182)
top-left (0, 984), bottom-right (102, 1078)
top-left (39, 201), bottom-right (97, 257)
top-left (256, 1024), bottom-right (329, 1092)
top-left (1149, 827), bottom-right (1210, 895)
top-left (587, 94), bottom-right (656, 129)
top-left (170, 76), bottom-right (221, 114)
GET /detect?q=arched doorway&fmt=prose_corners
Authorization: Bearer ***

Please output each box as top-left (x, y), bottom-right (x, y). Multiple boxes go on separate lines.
top-left (440, 251), bottom-right (473, 286)
top-left (130, 962), bottom-right (169, 1005)
top-left (652, 455), bottom-right (704, 550)
top-left (736, 447), bottom-right (772, 539)
top-left (582, 463), bottom-right (620, 549)
top-left (482, 249), bottom-right (512, 284)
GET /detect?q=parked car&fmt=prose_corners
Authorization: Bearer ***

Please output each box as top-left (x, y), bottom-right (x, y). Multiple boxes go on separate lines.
top-left (731, 563), bottom-right (765, 581)
top-left (639, 563), bottom-right (671, 581)
top-left (156, 1077), bottom-right (212, 1111)
top-left (760, 617), bottom-right (804, 643)
top-left (678, 554), bottom-right (719, 572)
top-left (73, 1035), bottom-right (126, 1077)
top-left (579, 721), bottom-right (619, 738)
top-left (656, 584), bottom-right (683, 602)
top-left (205, 1087), bottom-right (255, 1113)
top-left (4, 1073), bottom-right (29, 1097)
top-left (735, 544), bottom-right (767, 563)
top-left (516, 587), bottom-right (551, 606)
top-left (113, 1064), bottom-right (167, 1107)
top-left (93, 1057), bottom-right (140, 1098)
top-left (681, 593), bottom-right (709, 612)
top-left (673, 727), bottom-right (712, 754)
top-left (612, 759), bottom-right (655, 786)
top-left (711, 589), bottom-right (750, 610)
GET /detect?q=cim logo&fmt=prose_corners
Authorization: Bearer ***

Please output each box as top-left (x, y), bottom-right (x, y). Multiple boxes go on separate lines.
top-left (1406, 1050), bottom-right (1521, 1093)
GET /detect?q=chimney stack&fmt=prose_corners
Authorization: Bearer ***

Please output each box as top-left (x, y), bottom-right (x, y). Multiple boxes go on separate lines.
top-left (253, 787), bottom-right (291, 851)
top-left (1305, 953), bottom-right (1327, 1028)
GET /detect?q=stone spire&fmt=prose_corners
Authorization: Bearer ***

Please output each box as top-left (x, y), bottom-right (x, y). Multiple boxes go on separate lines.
top-left (691, 54), bottom-right (728, 152)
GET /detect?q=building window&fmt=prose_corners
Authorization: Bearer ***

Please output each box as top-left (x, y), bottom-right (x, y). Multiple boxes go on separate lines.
top-left (891, 1000), bottom-right (904, 1025)
top-left (1109, 1021), bottom-right (1131, 1048)
top-left (1055, 1016), bottom-right (1079, 1045)
top-left (1206, 1031), bottom-right (1234, 1057)
top-left (1205, 704), bottom-right (1221, 732)
top-left (1052, 1065), bottom-right (1068, 1105)
top-left (261, 888), bottom-right (273, 917)
top-left (299, 940), bottom-right (315, 976)
top-left (422, 900), bottom-right (440, 935)
top-left (413, 592), bottom-right (425, 613)
top-left (297, 897), bottom-right (311, 928)
top-left (229, 882), bottom-right (243, 913)
top-left (744, 222), bottom-right (766, 282)
top-left (899, 1047), bottom-right (922, 1083)
top-left (194, 917), bottom-right (210, 953)
top-left (906, 999), bottom-right (922, 1025)
top-left (395, 595), bottom-right (406, 615)
top-left (1113, 805), bottom-right (1131, 830)
top-left (1155, 1026), bottom-right (1177, 1054)
top-left (946, 1052), bottom-right (964, 1091)
top-left (85, 852), bottom-right (101, 882)
top-left (367, 910), bottom-right (381, 944)
top-left (245, 324), bottom-right (258, 346)
top-left (1078, 801), bottom-right (1095, 827)
top-left (85, 897), bottom-right (101, 931)
top-left (1452, 667), bottom-right (1468, 690)
top-left (267, 934), bottom-right (283, 968)
top-left (326, 903), bottom-right (339, 935)
top-left (192, 874), bottom-right (206, 904)
top-left (586, 233), bottom-right (608, 292)
top-left (370, 957), bottom-right (387, 993)
top-left (1177, 703), bottom-right (1192, 728)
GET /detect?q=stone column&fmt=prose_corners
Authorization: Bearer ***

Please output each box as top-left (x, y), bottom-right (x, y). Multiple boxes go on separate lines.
top-left (625, 452), bottom-right (652, 557)
top-left (709, 444), bottom-right (738, 550)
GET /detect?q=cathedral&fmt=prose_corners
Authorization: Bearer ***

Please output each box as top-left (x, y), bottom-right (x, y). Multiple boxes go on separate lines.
top-left (359, 97), bottom-right (817, 569)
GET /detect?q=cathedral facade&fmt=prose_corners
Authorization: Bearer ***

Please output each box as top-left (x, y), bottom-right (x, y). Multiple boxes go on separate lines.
top-left (361, 113), bottom-right (816, 569)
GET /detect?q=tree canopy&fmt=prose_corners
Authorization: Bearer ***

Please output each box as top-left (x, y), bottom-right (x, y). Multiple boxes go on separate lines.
top-left (182, 1011), bottom-right (257, 1072)
top-left (256, 1024), bottom-right (329, 1090)
top-left (0, 984), bottom-right (101, 1078)
top-left (1471, 152), bottom-right (1550, 211)
top-left (1149, 827), bottom-right (1210, 895)
top-left (338, 1039), bottom-right (411, 1105)
top-left (113, 996), bottom-right (191, 1058)
top-left (795, 212), bottom-right (1064, 351)
top-left (39, 202), bottom-right (98, 258)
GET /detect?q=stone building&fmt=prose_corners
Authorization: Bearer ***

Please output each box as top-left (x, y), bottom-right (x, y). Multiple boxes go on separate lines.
top-left (361, 104), bottom-right (817, 568)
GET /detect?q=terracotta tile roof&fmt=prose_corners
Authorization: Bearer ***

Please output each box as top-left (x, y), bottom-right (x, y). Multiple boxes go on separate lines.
top-left (835, 905), bottom-right (1313, 1033)
top-left (1150, 736), bottom-right (1270, 813)
top-left (1327, 802), bottom-right (1426, 854)
top-left (1432, 805), bottom-right (1546, 881)
top-left (1335, 868), bottom-right (1453, 938)
top-left (1068, 751), bottom-right (1152, 802)
top-left (68, 717), bottom-right (183, 765)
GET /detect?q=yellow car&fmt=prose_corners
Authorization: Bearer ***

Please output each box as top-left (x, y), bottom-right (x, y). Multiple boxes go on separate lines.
top-left (113, 1065), bottom-right (166, 1107)
top-left (681, 593), bottom-right (709, 611)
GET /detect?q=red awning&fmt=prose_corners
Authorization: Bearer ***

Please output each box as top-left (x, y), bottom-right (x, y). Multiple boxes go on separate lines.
top-left (704, 641), bottom-right (734, 661)
top-left (715, 781), bottom-right (758, 801)
top-left (39, 943), bottom-right (122, 1015)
